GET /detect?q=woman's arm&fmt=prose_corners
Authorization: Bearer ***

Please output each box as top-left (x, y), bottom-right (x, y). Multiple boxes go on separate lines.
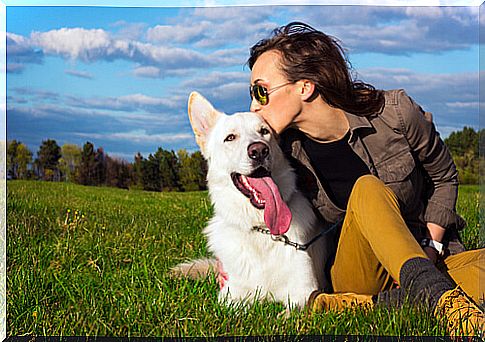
top-left (395, 90), bottom-right (466, 251)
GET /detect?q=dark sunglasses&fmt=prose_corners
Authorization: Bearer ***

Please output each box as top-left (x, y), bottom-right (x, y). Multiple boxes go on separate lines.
top-left (249, 82), bottom-right (293, 106)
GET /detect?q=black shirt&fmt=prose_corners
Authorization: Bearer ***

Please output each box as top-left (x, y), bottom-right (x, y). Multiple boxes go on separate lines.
top-left (302, 131), bottom-right (370, 210)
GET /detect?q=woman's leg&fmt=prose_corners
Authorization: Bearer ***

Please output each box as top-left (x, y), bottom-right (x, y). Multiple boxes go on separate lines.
top-left (310, 175), bottom-right (484, 336)
top-left (439, 249), bottom-right (485, 304)
top-left (330, 175), bottom-right (427, 293)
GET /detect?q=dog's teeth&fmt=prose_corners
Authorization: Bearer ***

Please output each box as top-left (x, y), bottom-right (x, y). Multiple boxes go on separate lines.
top-left (254, 192), bottom-right (265, 205)
top-left (241, 175), bottom-right (250, 188)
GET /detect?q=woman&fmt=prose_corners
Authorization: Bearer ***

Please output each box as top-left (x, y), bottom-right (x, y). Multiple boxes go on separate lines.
top-left (247, 22), bottom-right (483, 336)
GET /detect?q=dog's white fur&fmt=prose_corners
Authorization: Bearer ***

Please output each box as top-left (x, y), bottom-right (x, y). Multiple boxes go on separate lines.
top-left (175, 92), bottom-right (326, 308)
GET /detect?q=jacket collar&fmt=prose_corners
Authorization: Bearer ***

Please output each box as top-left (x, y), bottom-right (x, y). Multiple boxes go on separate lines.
top-left (344, 111), bottom-right (373, 133)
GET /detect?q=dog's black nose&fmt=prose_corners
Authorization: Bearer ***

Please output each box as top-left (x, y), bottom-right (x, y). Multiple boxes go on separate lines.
top-left (248, 142), bottom-right (269, 163)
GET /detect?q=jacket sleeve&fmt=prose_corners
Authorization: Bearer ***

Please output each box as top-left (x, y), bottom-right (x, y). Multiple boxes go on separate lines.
top-left (395, 89), bottom-right (466, 231)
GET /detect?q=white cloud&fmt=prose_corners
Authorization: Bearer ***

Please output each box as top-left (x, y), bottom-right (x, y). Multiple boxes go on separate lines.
top-left (25, 27), bottom-right (239, 70)
top-left (144, 7), bottom-right (277, 50)
top-left (357, 67), bottom-right (479, 132)
top-left (445, 101), bottom-right (480, 108)
top-left (65, 69), bottom-right (94, 79)
top-left (286, 6), bottom-right (478, 54)
top-left (118, 93), bottom-right (179, 108)
top-left (181, 71), bottom-right (249, 88)
top-left (358, 67), bottom-right (478, 96)
top-left (133, 65), bottom-right (161, 78)
top-left (132, 65), bottom-right (194, 79)
top-left (146, 23), bottom-right (210, 43)
top-left (31, 28), bottom-right (112, 62)
top-left (110, 20), bottom-right (147, 41)
top-left (66, 93), bottom-right (183, 113)
top-left (75, 130), bottom-right (193, 144)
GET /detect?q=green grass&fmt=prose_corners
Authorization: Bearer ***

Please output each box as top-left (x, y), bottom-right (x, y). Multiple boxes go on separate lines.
top-left (6, 181), bottom-right (482, 336)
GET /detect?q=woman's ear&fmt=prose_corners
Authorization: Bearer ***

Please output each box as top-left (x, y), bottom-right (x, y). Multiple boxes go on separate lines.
top-left (298, 80), bottom-right (316, 101)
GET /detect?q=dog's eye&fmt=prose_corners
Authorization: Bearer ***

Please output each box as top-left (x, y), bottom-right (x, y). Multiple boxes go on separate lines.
top-left (224, 134), bottom-right (236, 142)
top-left (260, 127), bottom-right (270, 136)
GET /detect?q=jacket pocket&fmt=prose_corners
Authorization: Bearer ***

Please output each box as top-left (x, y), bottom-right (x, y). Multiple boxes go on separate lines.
top-left (375, 149), bottom-right (416, 183)
top-left (375, 149), bottom-right (423, 218)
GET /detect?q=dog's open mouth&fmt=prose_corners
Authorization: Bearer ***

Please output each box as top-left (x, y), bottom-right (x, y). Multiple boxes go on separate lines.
top-left (231, 167), bottom-right (292, 236)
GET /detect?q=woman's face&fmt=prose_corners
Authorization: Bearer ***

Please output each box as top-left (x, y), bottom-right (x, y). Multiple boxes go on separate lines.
top-left (250, 50), bottom-right (302, 135)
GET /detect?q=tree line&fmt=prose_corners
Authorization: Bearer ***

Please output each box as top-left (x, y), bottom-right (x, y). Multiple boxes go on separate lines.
top-left (6, 126), bottom-right (483, 190)
top-left (6, 139), bottom-right (207, 192)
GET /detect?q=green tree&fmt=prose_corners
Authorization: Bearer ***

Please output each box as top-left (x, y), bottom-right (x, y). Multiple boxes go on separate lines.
top-left (37, 139), bottom-right (61, 181)
top-left (444, 127), bottom-right (479, 184)
top-left (106, 155), bottom-right (131, 189)
top-left (445, 127), bottom-right (478, 158)
top-left (155, 148), bottom-right (181, 191)
top-left (94, 147), bottom-right (107, 185)
top-left (192, 151), bottom-right (208, 190)
top-left (178, 149), bottom-right (207, 191)
top-left (142, 153), bottom-right (161, 192)
top-left (16, 143), bottom-right (33, 179)
top-left (59, 143), bottom-right (82, 182)
top-left (78, 142), bottom-right (96, 186)
top-left (7, 140), bottom-right (20, 179)
top-left (7, 140), bottom-right (33, 179)
top-left (131, 152), bottom-right (144, 190)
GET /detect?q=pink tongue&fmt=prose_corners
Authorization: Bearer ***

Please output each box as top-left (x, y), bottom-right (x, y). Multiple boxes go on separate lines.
top-left (246, 176), bottom-right (292, 235)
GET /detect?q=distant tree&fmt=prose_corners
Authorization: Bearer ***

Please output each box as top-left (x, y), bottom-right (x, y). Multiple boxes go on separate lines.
top-left (78, 142), bottom-right (96, 186)
top-left (59, 144), bottom-right (82, 182)
top-left (156, 148), bottom-right (181, 191)
top-left (445, 127), bottom-right (478, 158)
top-left (131, 152), bottom-right (144, 190)
top-left (7, 140), bottom-right (32, 179)
top-left (37, 139), bottom-right (61, 181)
top-left (142, 153), bottom-right (161, 191)
top-left (106, 155), bottom-right (131, 189)
top-left (16, 143), bottom-right (33, 179)
top-left (94, 147), bottom-right (107, 185)
top-left (192, 151), bottom-right (208, 190)
top-left (178, 149), bottom-right (207, 191)
top-left (444, 127), bottom-right (479, 184)
top-left (7, 140), bottom-right (20, 179)
top-left (178, 149), bottom-right (195, 191)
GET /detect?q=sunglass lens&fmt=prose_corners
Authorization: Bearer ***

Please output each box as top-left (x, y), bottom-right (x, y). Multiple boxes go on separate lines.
top-left (256, 85), bottom-right (268, 105)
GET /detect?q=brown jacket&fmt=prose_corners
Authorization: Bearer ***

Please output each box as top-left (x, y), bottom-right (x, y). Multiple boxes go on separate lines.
top-left (279, 89), bottom-right (466, 247)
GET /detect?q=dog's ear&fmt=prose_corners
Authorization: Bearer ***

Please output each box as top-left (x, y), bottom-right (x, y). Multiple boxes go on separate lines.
top-left (188, 92), bottom-right (221, 154)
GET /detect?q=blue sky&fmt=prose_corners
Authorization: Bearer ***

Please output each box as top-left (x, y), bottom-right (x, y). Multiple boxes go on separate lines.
top-left (6, 4), bottom-right (482, 161)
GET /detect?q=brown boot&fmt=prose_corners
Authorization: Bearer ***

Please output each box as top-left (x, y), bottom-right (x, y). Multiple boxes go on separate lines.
top-left (434, 286), bottom-right (485, 337)
top-left (307, 291), bottom-right (374, 313)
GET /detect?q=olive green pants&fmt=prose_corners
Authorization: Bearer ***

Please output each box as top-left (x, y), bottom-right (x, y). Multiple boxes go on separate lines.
top-left (330, 175), bottom-right (484, 304)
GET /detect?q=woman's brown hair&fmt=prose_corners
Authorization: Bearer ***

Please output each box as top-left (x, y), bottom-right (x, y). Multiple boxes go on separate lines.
top-left (248, 22), bottom-right (384, 116)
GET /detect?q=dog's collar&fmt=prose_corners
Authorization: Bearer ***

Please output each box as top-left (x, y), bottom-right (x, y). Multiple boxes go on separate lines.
top-left (251, 218), bottom-right (342, 251)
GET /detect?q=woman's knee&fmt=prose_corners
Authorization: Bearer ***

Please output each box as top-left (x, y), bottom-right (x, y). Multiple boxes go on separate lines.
top-left (348, 175), bottom-right (398, 210)
top-left (355, 175), bottom-right (383, 189)
top-left (351, 175), bottom-right (385, 199)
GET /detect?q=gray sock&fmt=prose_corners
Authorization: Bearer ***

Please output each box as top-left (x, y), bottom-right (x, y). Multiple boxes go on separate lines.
top-left (375, 287), bottom-right (406, 307)
top-left (374, 257), bottom-right (455, 309)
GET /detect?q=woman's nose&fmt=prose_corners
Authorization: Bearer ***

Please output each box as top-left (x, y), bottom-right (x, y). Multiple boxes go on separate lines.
top-left (250, 98), bottom-right (260, 112)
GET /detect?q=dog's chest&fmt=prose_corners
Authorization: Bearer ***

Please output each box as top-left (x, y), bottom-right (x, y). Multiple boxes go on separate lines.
top-left (206, 222), bottom-right (311, 284)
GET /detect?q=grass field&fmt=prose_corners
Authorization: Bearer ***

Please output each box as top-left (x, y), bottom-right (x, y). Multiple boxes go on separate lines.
top-left (6, 180), bottom-right (483, 336)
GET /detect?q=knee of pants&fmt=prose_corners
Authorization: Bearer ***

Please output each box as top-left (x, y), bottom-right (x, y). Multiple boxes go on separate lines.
top-left (349, 175), bottom-right (385, 202)
top-left (347, 175), bottom-right (399, 211)
top-left (354, 175), bottom-right (384, 190)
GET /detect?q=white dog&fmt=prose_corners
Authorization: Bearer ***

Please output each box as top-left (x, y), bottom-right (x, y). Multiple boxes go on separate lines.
top-left (173, 92), bottom-right (330, 309)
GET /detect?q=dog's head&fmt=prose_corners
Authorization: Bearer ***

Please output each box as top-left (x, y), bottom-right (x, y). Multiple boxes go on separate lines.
top-left (188, 91), bottom-right (293, 235)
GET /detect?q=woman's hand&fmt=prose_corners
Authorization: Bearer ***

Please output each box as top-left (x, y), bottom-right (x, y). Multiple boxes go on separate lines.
top-left (423, 246), bottom-right (439, 263)
top-left (424, 222), bottom-right (446, 263)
